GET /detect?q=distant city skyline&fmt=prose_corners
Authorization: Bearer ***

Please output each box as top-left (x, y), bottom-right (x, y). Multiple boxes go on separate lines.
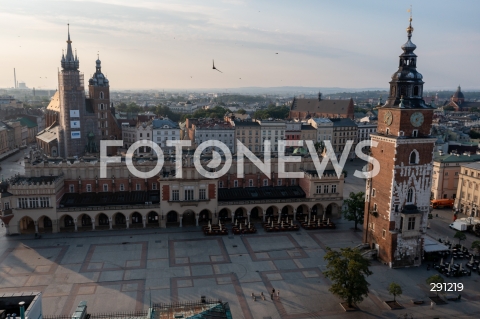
top-left (1, 0), bottom-right (479, 90)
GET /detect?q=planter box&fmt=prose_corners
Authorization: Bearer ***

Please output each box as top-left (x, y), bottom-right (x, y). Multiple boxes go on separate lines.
top-left (384, 300), bottom-right (403, 310)
top-left (340, 302), bottom-right (359, 312)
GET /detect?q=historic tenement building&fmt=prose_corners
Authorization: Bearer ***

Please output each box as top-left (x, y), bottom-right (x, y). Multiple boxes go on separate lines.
top-left (37, 25), bottom-right (120, 157)
top-left (363, 17), bottom-right (436, 268)
top-left (289, 93), bottom-right (354, 120)
top-left (0, 153), bottom-right (344, 234)
top-left (454, 162), bottom-right (480, 217)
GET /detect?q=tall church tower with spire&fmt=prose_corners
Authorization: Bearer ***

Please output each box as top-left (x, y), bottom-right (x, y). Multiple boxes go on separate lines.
top-left (55, 25), bottom-right (100, 157)
top-left (87, 56), bottom-right (121, 152)
top-left (363, 17), bottom-right (436, 268)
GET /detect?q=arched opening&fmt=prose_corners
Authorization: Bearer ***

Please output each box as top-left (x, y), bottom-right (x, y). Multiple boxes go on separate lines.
top-left (147, 211), bottom-right (159, 225)
top-left (38, 216), bottom-right (52, 233)
top-left (296, 204), bottom-right (309, 220)
top-left (311, 204), bottom-right (324, 217)
top-left (182, 210), bottom-right (196, 226)
top-left (80, 214), bottom-right (92, 228)
top-left (166, 211), bottom-right (179, 227)
top-left (234, 208), bottom-right (245, 223)
top-left (409, 151), bottom-right (417, 164)
top-left (19, 216), bottom-right (35, 234)
top-left (281, 205), bottom-right (294, 218)
top-left (326, 203), bottom-right (337, 217)
top-left (265, 206), bottom-right (278, 219)
top-left (98, 213), bottom-right (109, 227)
top-left (407, 188), bottom-right (414, 203)
top-left (413, 86), bottom-right (419, 96)
top-left (114, 212), bottom-right (126, 228)
top-left (131, 212), bottom-right (143, 228)
top-left (250, 207), bottom-right (262, 221)
top-left (61, 215), bottom-right (75, 230)
top-left (198, 210), bottom-right (211, 225)
top-left (218, 208), bottom-right (230, 223)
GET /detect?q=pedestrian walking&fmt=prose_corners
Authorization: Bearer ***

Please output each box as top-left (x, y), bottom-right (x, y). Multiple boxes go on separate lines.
top-left (253, 295), bottom-right (256, 301)
top-left (272, 288), bottom-right (275, 294)
top-left (277, 290), bottom-right (280, 299)
top-left (251, 292), bottom-right (254, 300)
top-left (261, 292), bottom-right (265, 300)
top-left (430, 301), bottom-right (435, 309)
top-left (271, 293), bottom-right (274, 300)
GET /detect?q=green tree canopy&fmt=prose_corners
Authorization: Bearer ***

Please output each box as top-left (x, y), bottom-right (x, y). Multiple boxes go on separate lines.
top-left (471, 241), bottom-right (480, 256)
top-left (426, 274), bottom-right (444, 297)
top-left (323, 247), bottom-right (373, 308)
top-left (342, 191), bottom-right (365, 230)
top-left (237, 108), bottom-right (247, 115)
top-left (253, 105), bottom-right (289, 120)
top-left (387, 282), bottom-right (402, 302)
top-left (454, 231), bottom-right (467, 244)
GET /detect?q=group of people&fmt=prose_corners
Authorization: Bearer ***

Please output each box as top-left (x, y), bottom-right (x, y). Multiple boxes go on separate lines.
top-left (251, 288), bottom-right (280, 301)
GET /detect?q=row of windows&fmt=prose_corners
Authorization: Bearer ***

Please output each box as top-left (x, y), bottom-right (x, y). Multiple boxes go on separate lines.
top-left (171, 188), bottom-right (207, 201)
top-left (18, 197), bottom-right (50, 208)
top-left (198, 133), bottom-right (234, 138)
top-left (315, 184), bottom-right (337, 194)
top-left (156, 131), bottom-right (177, 135)
top-left (69, 183), bottom-right (157, 193)
top-left (218, 179), bottom-right (295, 188)
top-left (237, 131), bottom-right (259, 135)
top-left (261, 130), bottom-right (284, 135)
top-left (463, 170), bottom-right (480, 177)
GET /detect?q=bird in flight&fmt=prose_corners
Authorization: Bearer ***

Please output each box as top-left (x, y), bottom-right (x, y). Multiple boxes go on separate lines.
top-left (212, 60), bottom-right (223, 73)
top-left (275, 53), bottom-right (278, 54)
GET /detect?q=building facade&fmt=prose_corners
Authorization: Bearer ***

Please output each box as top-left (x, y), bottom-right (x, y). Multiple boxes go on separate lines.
top-left (153, 118), bottom-right (181, 153)
top-left (363, 17), bottom-right (436, 268)
top-left (331, 118), bottom-right (358, 159)
top-left (256, 119), bottom-right (286, 152)
top-left (431, 151), bottom-right (480, 200)
top-left (454, 162), bottom-right (480, 217)
top-left (233, 121), bottom-right (261, 153)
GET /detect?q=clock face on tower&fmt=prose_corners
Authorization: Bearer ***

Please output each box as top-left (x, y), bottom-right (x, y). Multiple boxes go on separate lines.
top-left (384, 111), bottom-right (393, 126)
top-left (410, 112), bottom-right (424, 127)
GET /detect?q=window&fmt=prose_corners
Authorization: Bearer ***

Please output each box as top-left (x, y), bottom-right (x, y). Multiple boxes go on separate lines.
top-left (4, 202), bottom-right (10, 210)
top-left (119, 184), bottom-right (125, 191)
top-left (185, 189), bottom-right (194, 201)
top-left (331, 185), bottom-right (337, 193)
top-left (407, 217), bottom-right (416, 230)
top-left (172, 189), bottom-right (179, 201)
top-left (373, 203), bottom-right (377, 211)
top-left (372, 189), bottom-right (376, 197)
top-left (103, 184), bottom-right (108, 192)
top-left (86, 184), bottom-right (92, 192)
top-left (263, 179), bottom-right (268, 186)
top-left (100, 92), bottom-right (104, 99)
top-left (291, 179), bottom-right (296, 185)
top-left (140, 133), bottom-right (143, 138)
top-left (395, 204), bottom-right (399, 212)
top-left (69, 185), bottom-right (75, 193)
top-left (412, 130), bottom-right (418, 137)
top-left (234, 180), bottom-right (238, 187)
top-left (409, 151), bottom-right (417, 164)
top-left (40, 197), bottom-right (50, 208)
top-left (249, 179), bottom-right (253, 187)
top-left (136, 184), bottom-right (141, 191)
top-left (382, 229), bottom-right (386, 238)
top-left (277, 179), bottom-right (282, 186)
top-left (219, 181), bottom-right (224, 188)
top-left (316, 185), bottom-right (322, 194)
top-left (323, 185), bottom-right (329, 193)
top-left (407, 188), bottom-right (414, 203)
top-left (152, 183), bottom-right (157, 190)
top-left (199, 188), bottom-right (206, 200)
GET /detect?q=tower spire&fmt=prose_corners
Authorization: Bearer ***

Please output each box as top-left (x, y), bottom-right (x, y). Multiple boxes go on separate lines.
top-left (61, 24), bottom-right (79, 70)
top-left (406, 6), bottom-right (414, 40)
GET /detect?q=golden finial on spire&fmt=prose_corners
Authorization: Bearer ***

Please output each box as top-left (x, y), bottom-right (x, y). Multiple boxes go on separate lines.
top-left (406, 5), bottom-right (414, 36)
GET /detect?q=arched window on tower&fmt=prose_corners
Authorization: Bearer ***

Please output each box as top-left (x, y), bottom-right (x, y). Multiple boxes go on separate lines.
top-left (400, 86), bottom-right (407, 97)
top-left (100, 92), bottom-right (104, 99)
top-left (409, 150), bottom-right (419, 164)
top-left (407, 188), bottom-right (414, 203)
top-left (413, 86), bottom-right (419, 96)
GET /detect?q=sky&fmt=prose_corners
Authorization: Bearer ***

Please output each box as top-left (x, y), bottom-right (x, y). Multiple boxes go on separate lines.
top-left (1, 0), bottom-right (479, 91)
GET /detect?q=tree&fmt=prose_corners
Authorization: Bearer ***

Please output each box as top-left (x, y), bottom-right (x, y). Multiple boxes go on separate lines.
top-left (323, 247), bottom-right (372, 308)
top-left (237, 108), bottom-right (247, 115)
top-left (426, 274), bottom-right (444, 297)
top-left (342, 191), bottom-right (365, 231)
top-left (388, 282), bottom-right (402, 302)
top-left (454, 231), bottom-right (467, 245)
top-left (471, 241), bottom-right (480, 256)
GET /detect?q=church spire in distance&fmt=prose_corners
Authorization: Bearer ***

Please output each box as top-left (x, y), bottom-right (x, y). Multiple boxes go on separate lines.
top-left (382, 10), bottom-right (433, 109)
top-left (61, 24), bottom-right (79, 71)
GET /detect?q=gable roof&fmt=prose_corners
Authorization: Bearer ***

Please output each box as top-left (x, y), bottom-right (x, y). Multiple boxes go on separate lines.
top-left (46, 91), bottom-right (60, 112)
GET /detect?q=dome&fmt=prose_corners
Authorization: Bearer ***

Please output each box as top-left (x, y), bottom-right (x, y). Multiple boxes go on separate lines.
top-left (401, 39), bottom-right (416, 50)
top-left (453, 86), bottom-right (465, 99)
